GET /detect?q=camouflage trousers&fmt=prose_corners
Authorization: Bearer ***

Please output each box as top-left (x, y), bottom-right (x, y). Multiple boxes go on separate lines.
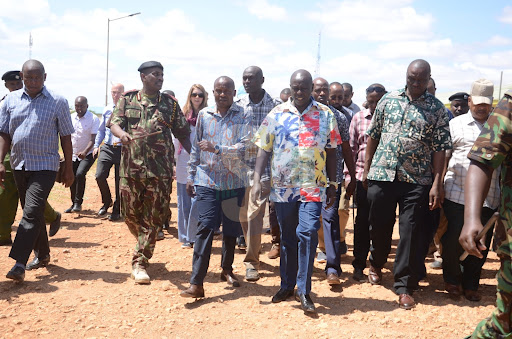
top-left (120, 177), bottom-right (171, 268)
top-left (470, 259), bottom-right (512, 339)
top-left (0, 159), bottom-right (58, 241)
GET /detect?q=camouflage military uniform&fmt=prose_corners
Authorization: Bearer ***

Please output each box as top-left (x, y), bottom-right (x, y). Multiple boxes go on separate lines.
top-left (109, 90), bottom-right (189, 268)
top-left (467, 90), bottom-right (512, 339)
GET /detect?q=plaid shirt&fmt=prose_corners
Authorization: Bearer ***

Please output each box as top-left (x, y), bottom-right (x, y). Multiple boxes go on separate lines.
top-left (344, 108), bottom-right (373, 182)
top-left (444, 112), bottom-right (500, 209)
top-left (236, 91), bottom-right (280, 183)
top-left (0, 86), bottom-right (74, 172)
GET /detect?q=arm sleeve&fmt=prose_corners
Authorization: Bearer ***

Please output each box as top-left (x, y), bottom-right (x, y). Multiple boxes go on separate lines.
top-left (187, 112), bottom-right (202, 183)
top-left (56, 98), bottom-right (74, 136)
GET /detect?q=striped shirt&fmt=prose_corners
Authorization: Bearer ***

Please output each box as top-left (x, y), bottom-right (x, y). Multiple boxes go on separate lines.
top-left (345, 108), bottom-right (373, 182)
top-left (0, 86), bottom-right (74, 171)
top-left (236, 91), bottom-right (281, 183)
top-left (444, 112), bottom-right (501, 209)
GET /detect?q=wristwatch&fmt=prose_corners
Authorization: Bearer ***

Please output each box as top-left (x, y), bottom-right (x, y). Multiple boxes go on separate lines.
top-left (214, 144), bottom-right (221, 155)
top-left (328, 181), bottom-right (338, 190)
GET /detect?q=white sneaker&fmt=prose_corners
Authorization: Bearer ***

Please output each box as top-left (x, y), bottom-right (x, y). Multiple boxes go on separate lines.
top-left (131, 266), bottom-right (150, 284)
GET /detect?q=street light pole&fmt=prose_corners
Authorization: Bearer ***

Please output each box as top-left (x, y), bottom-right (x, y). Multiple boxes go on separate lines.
top-left (105, 12), bottom-right (141, 106)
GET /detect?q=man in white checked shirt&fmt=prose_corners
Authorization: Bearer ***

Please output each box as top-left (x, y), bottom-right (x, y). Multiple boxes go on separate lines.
top-left (441, 79), bottom-right (500, 302)
top-left (0, 60), bottom-right (74, 282)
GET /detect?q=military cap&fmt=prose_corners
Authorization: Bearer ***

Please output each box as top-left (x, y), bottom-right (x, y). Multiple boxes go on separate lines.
top-left (448, 92), bottom-right (469, 102)
top-left (137, 61), bottom-right (163, 72)
top-left (2, 71), bottom-right (21, 81)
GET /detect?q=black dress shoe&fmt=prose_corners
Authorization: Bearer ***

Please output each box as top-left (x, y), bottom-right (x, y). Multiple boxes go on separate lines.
top-left (271, 288), bottom-right (294, 303)
top-left (220, 270), bottom-right (240, 287)
top-left (71, 204), bottom-right (82, 212)
top-left (26, 256), bottom-right (50, 270)
top-left (49, 212), bottom-right (61, 237)
top-left (98, 205), bottom-right (109, 216)
top-left (64, 205), bottom-right (74, 213)
top-left (108, 213), bottom-right (121, 221)
top-left (6, 266), bottom-right (25, 282)
top-left (295, 292), bottom-right (316, 314)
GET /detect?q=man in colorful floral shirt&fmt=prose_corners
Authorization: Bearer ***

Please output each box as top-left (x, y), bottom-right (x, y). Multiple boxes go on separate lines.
top-left (460, 90), bottom-right (512, 339)
top-left (363, 59), bottom-right (452, 310)
top-left (252, 69), bottom-right (341, 314)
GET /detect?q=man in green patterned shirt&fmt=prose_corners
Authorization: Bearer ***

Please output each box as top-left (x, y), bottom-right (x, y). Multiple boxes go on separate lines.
top-left (460, 90), bottom-right (512, 339)
top-left (363, 59), bottom-right (452, 309)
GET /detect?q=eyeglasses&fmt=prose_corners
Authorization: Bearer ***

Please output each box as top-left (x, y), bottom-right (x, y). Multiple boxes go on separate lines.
top-left (366, 86), bottom-right (386, 94)
top-left (191, 92), bottom-right (204, 98)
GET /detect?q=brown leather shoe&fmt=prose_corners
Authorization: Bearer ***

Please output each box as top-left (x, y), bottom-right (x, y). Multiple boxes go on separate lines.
top-left (368, 266), bottom-right (382, 285)
top-left (326, 273), bottom-right (341, 285)
top-left (445, 283), bottom-right (462, 300)
top-left (267, 243), bottom-right (280, 259)
top-left (180, 284), bottom-right (205, 298)
top-left (464, 289), bottom-right (481, 302)
top-left (398, 293), bottom-right (415, 310)
top-left (221, 270), bottom-right (240, 287)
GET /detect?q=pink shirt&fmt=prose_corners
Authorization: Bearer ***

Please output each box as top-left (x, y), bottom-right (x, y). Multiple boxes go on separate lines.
top-left (344, 108), bottom-right (372, 182)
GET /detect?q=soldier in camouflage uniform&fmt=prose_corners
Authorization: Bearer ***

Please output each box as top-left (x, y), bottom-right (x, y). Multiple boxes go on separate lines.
top-left (109, 61), bottom-right (191, 284)
top-left (460, 89), bottom-right (512, 339)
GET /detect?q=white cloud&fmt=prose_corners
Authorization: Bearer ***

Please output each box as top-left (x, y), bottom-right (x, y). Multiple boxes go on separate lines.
top-left (245, 0), bottom-right (287, 21)
top-left (308, 0), bottom-right (434, 41)
top-left (375, 39), bottom-right (453, 59)
top-left (487, 35), bottom-right (512, 46)
top-left (499, 5), bottom-right (512, 24)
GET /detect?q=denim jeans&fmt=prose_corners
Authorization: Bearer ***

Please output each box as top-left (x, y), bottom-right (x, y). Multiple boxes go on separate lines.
top-left (274, 201), bottom-right (322, 295)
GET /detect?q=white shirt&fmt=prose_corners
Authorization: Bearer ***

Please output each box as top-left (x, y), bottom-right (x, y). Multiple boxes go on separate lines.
top-left (173, 125), bottom-right (196, 184)
top-left (71, 110), bottom-right (100, 161)
top-left (444, 112), bottom-right (500, 209)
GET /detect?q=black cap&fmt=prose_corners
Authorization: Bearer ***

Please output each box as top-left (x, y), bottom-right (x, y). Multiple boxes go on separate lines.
top-left (448, 92), bottom-right (469, 102)
top-left (2, 71), bottom-right (21, 81)
top-left (137, 61), bottom-right (163, 72)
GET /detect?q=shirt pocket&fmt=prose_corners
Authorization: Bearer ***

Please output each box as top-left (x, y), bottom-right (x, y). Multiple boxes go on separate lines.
top-left (124, 106), bottom-right (141, 129)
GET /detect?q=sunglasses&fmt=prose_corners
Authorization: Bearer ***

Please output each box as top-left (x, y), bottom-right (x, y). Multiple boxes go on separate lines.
top-left (366, 86), bottom-right (386, 94)
top-left (191, 92), bottom-right (204, 98)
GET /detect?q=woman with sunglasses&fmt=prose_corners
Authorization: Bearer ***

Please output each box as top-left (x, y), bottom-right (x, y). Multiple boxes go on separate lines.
top-left (173, 84), bottom-right (208, 248)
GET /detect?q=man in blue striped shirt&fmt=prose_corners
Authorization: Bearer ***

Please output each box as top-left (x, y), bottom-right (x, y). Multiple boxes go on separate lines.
top-left (93, 83), bottom-right (124, 221)
top-left (0, 59), bottom-right (74, 282)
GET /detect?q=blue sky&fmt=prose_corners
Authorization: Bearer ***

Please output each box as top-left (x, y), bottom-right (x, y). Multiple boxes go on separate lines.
top-left (1, 0), bottom-right (511, 110)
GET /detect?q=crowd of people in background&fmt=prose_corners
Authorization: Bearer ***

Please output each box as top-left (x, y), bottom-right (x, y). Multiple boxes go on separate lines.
top-left (0, 57), bottom-right (511, 338)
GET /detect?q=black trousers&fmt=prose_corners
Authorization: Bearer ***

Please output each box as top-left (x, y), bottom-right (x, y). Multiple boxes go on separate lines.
top-left (352, 181), bottom-right (371, 270)
top-left (95, 144), bottom-right (121, 214)
top-left (70, 154), bottom-right (95, 205)
top-left (10, 170), bottom-right (56, 264)
top-left (441, 199), bottom-right (495, 291)
top-left (367, 180), bottom-right (429, 295)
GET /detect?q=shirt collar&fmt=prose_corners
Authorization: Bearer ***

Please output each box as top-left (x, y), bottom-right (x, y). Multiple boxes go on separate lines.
top-left (401, 87), bottom-right (428, 102)
top-left (284, 97), bottom-right (317, 115)
top-left (363, 108), bottom-right (373, 118)
top-left (22, 86), bottom-right (48, 99)
top-left (205, 102), bottom-right (242, 117)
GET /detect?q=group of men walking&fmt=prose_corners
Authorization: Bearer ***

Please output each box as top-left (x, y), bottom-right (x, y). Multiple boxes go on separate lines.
top-left (0, 57), bottom-right (510, 338)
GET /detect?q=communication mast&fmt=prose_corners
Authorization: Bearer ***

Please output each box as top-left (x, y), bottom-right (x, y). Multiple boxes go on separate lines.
top-left (29, 32), bottom-right (33, 59)
top-left (314, 31), bottom-right (321, 78)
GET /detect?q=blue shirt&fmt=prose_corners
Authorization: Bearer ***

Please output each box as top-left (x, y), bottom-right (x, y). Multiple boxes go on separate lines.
top-left (0, 86), bottom-right (74, 172)
top-left (187, 103), bottom-right (253, 190)
top-left (94, 105), bottom-right (121, 148)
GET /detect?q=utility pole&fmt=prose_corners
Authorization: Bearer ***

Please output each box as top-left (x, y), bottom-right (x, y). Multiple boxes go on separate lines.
top-left (29, 32), bottom-right (33, 59)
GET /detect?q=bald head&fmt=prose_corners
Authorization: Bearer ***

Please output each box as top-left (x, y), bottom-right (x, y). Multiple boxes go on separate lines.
top-left (242, 66), bottom-right (264, 96)
top-left (406, 59), bottom-right (431, 99)
top-left (213, 76), bottom-right (236, 114)
top-left (22, 59), bottom-right (45, 74)
top-left (111, 83), bottom-right (124, 104)
top-left (214, 76), bottom-right (235, 90)
top-left (312, 77), bottom-right (329, 105)
top-left (280, 88), bottom-right (291, 102)
top-left (290, 69), bottom-right (313, 111)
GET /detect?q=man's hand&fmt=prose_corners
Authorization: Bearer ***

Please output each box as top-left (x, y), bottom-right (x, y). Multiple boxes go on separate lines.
top-left (362, 170), bottom-right (369, 190)
top-left (186, 181), bottom-right (195, 197)
top-left (0, 163), bottom-right (6, 189)
top-left (77, 151), bottom-right (86, 160)
top-left (198, 140), bottom-right (215, 153)
top-left (325, 185), bottom-right (336, 208)
top-left (60, 166), bottom-right (75, 188)
top-left (345, 179), bottom-right (356, 198)
top-left (429, 183), bottom-right (443, 210)
top-left (459, 220), bottom-right (485, 259)
top-left (120, 132), bottom-right (132, 145)
top-left (93, 147), bottom-right (100, 158)
top-left (251, 181), bottom-right (262, 204)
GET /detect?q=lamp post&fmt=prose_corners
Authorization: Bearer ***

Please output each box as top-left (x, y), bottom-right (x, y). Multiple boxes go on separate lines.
top-left (105, 12), bottom-right (141, 106)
